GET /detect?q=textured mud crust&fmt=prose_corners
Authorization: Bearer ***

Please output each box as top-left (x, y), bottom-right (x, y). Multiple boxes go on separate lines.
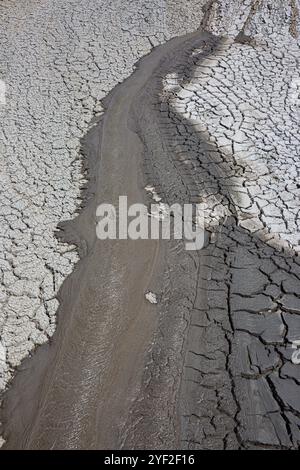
top-left (1, 0), bottom-right (299, 450)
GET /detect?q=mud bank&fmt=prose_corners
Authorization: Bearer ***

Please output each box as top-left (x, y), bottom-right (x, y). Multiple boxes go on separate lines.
top-left (1, 30), bottom-right (213, 450)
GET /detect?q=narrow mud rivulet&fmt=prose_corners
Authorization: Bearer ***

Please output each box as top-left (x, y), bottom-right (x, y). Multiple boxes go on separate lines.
top-left (0, 29), bottom-right (214, 450)
top-left (1, 1), bottom-right (300, 451)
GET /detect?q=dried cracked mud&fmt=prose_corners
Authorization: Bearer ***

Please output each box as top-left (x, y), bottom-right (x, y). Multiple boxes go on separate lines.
top-left (1, 0), bottom-right (300, 450)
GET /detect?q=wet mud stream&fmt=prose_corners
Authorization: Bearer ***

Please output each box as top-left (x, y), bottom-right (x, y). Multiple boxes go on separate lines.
top-left (2, 24), bottom-right (300, 450)
top-left (0, 30), bottom-right (212, 450)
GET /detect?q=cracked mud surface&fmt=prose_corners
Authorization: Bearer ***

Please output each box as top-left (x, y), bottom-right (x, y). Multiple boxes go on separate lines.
top-left (1, 0), bottom-right (300, 450)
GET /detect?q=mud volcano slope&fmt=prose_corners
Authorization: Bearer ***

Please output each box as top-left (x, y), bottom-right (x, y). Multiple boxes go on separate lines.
top-left (2, 13), bottom-right (300, 450)
top-left (1, 30), bottom-right (214, 450)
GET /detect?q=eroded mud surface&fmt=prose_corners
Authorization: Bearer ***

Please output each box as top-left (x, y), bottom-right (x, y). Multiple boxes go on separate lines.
top-left (1, 0), bottom-right (300, 450)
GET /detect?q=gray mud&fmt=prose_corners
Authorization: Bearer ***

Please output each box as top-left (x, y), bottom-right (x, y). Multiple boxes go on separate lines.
top-left (1, 18), bottom-right (300, 450)
top-left (0, 29), bottom-right (213, 450)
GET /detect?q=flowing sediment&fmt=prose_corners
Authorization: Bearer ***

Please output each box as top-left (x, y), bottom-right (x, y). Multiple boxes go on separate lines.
top-left (0, 29), bottom-right (213, 450)
top-left (2, 13), bottom-right (300, 449)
